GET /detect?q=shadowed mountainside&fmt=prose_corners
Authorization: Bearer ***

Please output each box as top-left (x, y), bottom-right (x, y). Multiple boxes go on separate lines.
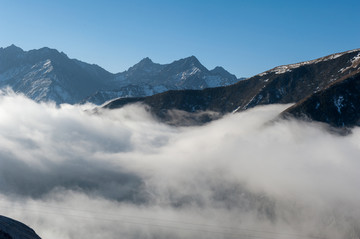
top-left (105, 48), bottom-right (360, 127)
top-left (0, 215), bottom-right (41, 239)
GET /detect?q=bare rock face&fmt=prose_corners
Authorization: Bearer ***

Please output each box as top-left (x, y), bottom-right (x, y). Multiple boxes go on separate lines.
top-left (0, 216), bottom-right (41, 239)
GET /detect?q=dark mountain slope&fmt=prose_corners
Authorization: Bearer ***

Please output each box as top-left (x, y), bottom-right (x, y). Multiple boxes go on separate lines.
top-left (283, 69), bottom-right (360, 127)
top-left (0, 215), bottom-right (41, 239)
top-left (105, 49), bottom-right (360, 125)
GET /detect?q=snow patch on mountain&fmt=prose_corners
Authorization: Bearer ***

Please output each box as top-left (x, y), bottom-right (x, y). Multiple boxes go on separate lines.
top-left (179, 66), bottom-right (201, 80)
top-left (258, 49), bottom-right (360, 76)
top-left (339, 52), bottom-right (360, 73)
top-left (273, 65), bottom-right (292, 74)
top-left (0, 45), bottom-right (242, 104)
top-left (86, 56), bottom-right (241, 104)
top-left (334, 95), bottom-right (344, 114)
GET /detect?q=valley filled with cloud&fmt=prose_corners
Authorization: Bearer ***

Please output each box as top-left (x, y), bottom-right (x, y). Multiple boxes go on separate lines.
top-left (0, 90), bottom-right (359, 239)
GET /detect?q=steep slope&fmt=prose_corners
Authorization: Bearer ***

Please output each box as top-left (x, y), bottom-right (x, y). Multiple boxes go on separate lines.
top-left (283, 69), bottom-right (360, 127)
top-left (0, 215), bottom-right (41, 239)
top-left (105, 49), bottom-right (360, 125)
top-left (86, 56), bottom-right (243, 104)
top-left (0, 45), bottom-right (113, 104)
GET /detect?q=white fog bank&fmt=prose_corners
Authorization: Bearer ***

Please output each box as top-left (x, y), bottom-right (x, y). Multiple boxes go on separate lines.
top-left (0, 90), bottom-right (359, 239)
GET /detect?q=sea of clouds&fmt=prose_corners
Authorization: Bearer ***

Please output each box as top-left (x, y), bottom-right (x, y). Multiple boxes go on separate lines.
top-left (0, 90), bottom-right (359, 239)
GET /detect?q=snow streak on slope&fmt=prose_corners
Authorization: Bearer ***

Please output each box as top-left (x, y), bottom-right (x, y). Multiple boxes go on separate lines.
top-left (0, 91), bottom-right (359, 239)
top-left (258, 48), bottom-right (360, 76)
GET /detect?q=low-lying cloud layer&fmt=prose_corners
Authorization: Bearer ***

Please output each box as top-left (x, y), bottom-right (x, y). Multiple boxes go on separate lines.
top-left (0, 90), bottom-right (359, 239)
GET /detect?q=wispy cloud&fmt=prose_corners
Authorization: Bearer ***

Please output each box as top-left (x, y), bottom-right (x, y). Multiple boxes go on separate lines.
top-left (0, 90), bottom-right (359, 239)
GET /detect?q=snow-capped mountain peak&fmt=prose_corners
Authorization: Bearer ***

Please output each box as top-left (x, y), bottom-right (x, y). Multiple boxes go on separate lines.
top-left (0, 45), bottom-right (243, 105)
top-left (86, 55), bottom-right (242, 104)
top-left (0, 45), bottom-right (114, 104)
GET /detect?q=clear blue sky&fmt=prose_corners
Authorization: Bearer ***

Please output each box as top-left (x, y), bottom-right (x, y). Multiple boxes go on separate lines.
top-left (0, 0), bottom-right (359, 77)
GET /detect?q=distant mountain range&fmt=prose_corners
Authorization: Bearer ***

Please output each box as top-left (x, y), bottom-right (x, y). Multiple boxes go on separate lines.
top-left (1, 45), bottom-right (359, 128)
top-left (0, 45), bottom-right (112, 104)
top-left (0, 45), bottom-right (243, 105)
top-left (105, 48), bottom-right (360, 128)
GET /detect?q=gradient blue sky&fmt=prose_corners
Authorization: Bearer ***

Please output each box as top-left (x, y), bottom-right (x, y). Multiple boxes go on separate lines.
top-left (0, 0), bottom-right (359, 77)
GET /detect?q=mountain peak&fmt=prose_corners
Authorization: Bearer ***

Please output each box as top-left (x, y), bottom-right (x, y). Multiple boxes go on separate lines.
top-left (1, 44), bottom-right (24, 54)
top-left (130, 57), bottom-right (154, 68)
top-left (37, 46), bottom-right (61, 55)
top-left (173, 55), bottom-right (205, 70)
top-left (184, 55), bottom-right (200, 64)
top-left (210, 66), bottom-right (237, 79)
top-left (132, 57), bottom-right (155, 67)
top-left (211, 66), bottom-right (226, 72)
top-left (139, 57), bottom-right (153, 64)
top-left (126, 57), bottom-right (160, 73)
top-left (7, 44), bottom-right (21, 49)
